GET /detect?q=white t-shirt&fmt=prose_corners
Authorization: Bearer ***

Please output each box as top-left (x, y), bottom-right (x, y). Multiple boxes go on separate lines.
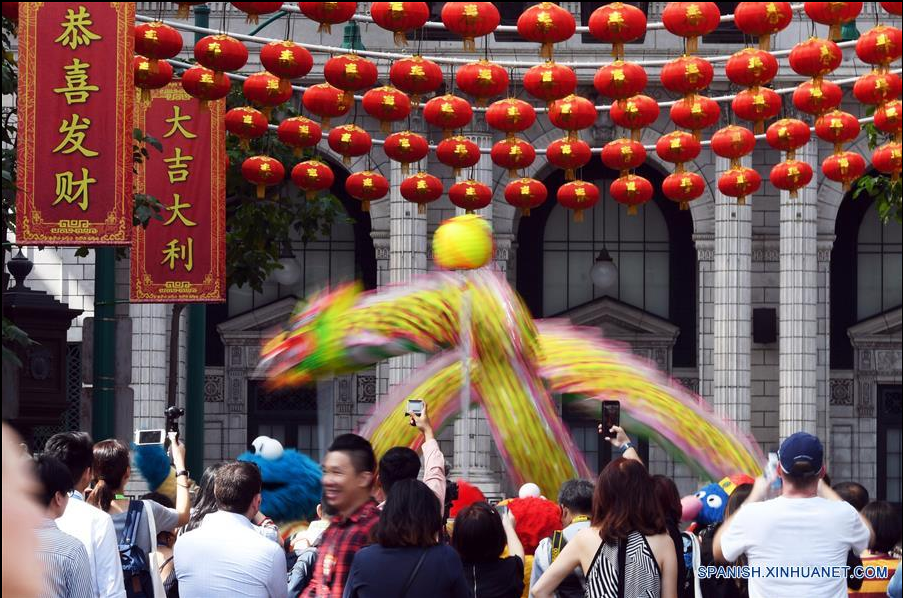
top-left (56, 492), bottom-right (126, 598)
top-left (720, 496), bottom-right (870, 598)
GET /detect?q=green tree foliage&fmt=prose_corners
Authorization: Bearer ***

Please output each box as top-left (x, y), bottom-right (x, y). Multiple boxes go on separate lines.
top-left (853, 119), bottom-right (902, 224)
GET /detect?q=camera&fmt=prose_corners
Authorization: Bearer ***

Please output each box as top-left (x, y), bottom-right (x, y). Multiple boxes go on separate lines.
top-left (164, 406), bottom-right (185, 433)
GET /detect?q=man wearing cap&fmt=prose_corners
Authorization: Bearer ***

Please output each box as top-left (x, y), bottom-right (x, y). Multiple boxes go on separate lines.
top-left (713, 432), bottom-right (872, 598)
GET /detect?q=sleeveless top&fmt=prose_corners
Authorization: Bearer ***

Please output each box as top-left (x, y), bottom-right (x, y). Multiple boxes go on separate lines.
top-left (584, 531), bottom-right (661, 598)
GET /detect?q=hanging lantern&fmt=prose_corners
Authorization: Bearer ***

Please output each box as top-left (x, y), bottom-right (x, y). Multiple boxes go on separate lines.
top-left (853, 71), bottom-right (902, 106)
top-left (277, 116), bottom-right (322, 156)
top-left (327, 124), bottom-right (372, 166)
top-left (789, 38), bottom-right (842, 79)
top-left (383, 131), bottom-right (429, 174)
top-left (324, 54), bottom-right (379, 102)
top-left (135, 22), bottom-right (183, 62)
top-left (291, 159), bottom-right (335, 199)
top-left (815, 110), bottom-right (860, 154)
top-left (725, 48), bottom-right (778, 88)
top-left (134, 56), bottom-right (174, 102)
top-left (523, 61), bottom-right (577, 107)
top-left (766, 118), bottom-right (811, 160)
top-left (593, 60), bottom-right (648, 100)
top-left (485, 98), bottom-right (537, 140)
top-left (587, 2), bottom-right (647, 59)
top-left (548, 94), bottom-right (597, 141)
top-left (822, 151), bottom-right (866, 190)
top-left (793, 79), bottom-right (843, 116)
top-left (491, 138), bottom-right (536, 178)
top-left (504, 178), bottom-right (548, 215)
top-left (600, 138), bottom-right (646, 177)
top-left (455, 60), bottom-right (509, 107)
top-left (441, 2), bottom-right (501, 52)
top-left (370, 1), bottom-right (430, 46)
top-left (389, 55), bottom-right (443, 104)
top-left (400, 172), bottom-right (443, 213)
top-left (881, 1), bottom-right (902, 16)
top-left (243, 71), bottom-right (293, 117)
top-left (557, 180), bottom-right (600, 222)
top-left (718, 166), bottom-right (762, 205)
top-left (174, 2), bottom-right (206, 20)
top-left (231, 3), bottom-right (284, 24)
top-left (302, 82), bottom-right (353, 129)
top-left (804, 2), bottom-right (862, 41)
top-left (731, 87), bottom-right (781, 134)
top-left (298, 1), bottom-right (357, 34)
top-left (242, 155), bottom-right (285, 199)
top-left (260, 40), bottom-right (313, 85)
top-left (875, 100), bottom-right (903, 141)
top-left (872, 142), bottom-right (902, 182)
top-left (436, 136), bottom-right (481, 176)
top-left (547, 138), bottom-right (592, 181)
top-left (516, 2), bottom-right (577, 60)
top-left (194, 34), bottom-right (248, 72)
top-left (225, 106), bottom-right (268, 149)
top-left (449, 180), bottom-right (492, 213)
top-left (669, 94), bottom-right (720, 139)
top-left (423, 94), bottom-right (474, 138)
top-left (770, 159), bottom-right (814, 199)
top-left (362, 86), bottom-right (412, 133)
top-left (655, 130), bottom-right (701, 173)
top-left (181, 65), bottom-right (232, 108)
top-left (609, 174), bottom-right (653, 215)
top-left (733, 2), bottom-right (793, 50)
top-left (856, 25), bottom-right (903, 70)
top-left (662, 171), bottom-right (704, 210)
top-left (660, 55), bottom-right (713, 96)
top-left (346, 170), bottom-right (390, 211)
top-left (609, 94), bottom-right (660, 141)
top-left (661, 2), bottom-right (721, 54)
top-left (710, 125), bottom-right (756, 168)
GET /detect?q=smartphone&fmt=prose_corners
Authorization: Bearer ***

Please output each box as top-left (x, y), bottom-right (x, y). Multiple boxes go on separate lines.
top-left (601, 400), bottom-right (620, 436)
top-left (134, 429), bottom-right (166, 446)
top-left (407, 399), bottom-right (424, 417)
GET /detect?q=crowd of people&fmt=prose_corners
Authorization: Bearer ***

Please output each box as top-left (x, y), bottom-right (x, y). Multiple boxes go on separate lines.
top-left (2, 405), bottom-right (901, 598)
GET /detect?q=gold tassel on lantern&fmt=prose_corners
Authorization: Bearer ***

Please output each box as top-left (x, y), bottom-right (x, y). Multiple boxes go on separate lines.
top-left (256, 184), bottom-right (265, 199)
top-left (245, 14), bottom-right (260, 25)
top-left (758, 34), bottom-right (771, 51)
top-left (627, 204), bottom-right (638, 216)
top-left (611, 42), bottom-right (624, 60)
top-left (463, 37), bottom-right (476, 52)
top-left (306, 190), bottom-right (316, 200)
top-left (401, 162), bottom-right (411, 175)
top-left (293, 148), bottom-right (303, 158)
top-left (198, 100), bottom-right (210, 112)
top-left (241, 139), bottom-right (250, 151)
top-left (381, 121), bottom-right (391, 134)
top-left (343, 155), bottom-right (351, 166)
top-left (754, 121), bottom-right (764, 135)
top-left (418, 203), bottom-right (426, 214)
top-left (790, 189), bottom-right (799, 200)
top-left (362, 200), bottom-right (370, 212)
top-left (630, 129), bottom-right (641, 142)
top-left (176, 3), bottom-right (191, 19)
top-left (680, 201), bottom-right (688, 210)
top-left (140, 89), bottom-right (151, 103)
top-left (321, 117), bottom-right (331, 130)
top-left (730, 158), bottom-right (740, 169)
top-left (573, 209), bottom-right (584, 222)
top-left (521, 207), bottom-right (531, 216)
top-left (541, 42), bottom-right (553, 61)
top-left (453, 167), bottom-right (462, 177)
top-left (738, 195), bottom-right (747, 206)
top-left (834, 143), bottom-right (843, 154)
top-left (508, 169), bottom-right (518, 178)
top-left (394, 31), bottom-right (408, 47)
top-left (686, 36), bottom-right (699, 54)
top-left (318, 23), bottom-right (332, 34)
top-left (787, 149), bottom-right (796, 161)
top-left (565, 169), bottom-right (575, 181)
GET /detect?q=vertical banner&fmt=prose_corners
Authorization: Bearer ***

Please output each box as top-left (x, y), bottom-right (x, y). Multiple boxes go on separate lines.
top-left (131, 83), bottom-right (226, 303)
top-left (16, 3), bottom-right (134, 245)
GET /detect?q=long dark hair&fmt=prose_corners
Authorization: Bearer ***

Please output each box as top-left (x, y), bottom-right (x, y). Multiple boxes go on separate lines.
top-left (88, 439), bottom-right (130, 512)
top-left (592, 458), bottom-right (665, 544)
top-left (376, 479), bottom-right (442, 548)
top-left (183, 461), bottom-right (227, 532)
top-left (651, 474), bottom-right (682, 524)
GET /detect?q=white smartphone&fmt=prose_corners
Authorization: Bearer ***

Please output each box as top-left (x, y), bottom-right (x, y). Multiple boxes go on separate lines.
top-left (406, 399), bottom-right (424, 417)
top-left (134, 429), bottom-right (166, 446)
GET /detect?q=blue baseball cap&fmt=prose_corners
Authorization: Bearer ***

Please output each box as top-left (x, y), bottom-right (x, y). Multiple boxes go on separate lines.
top-left (778, 432), bottom-right (824, 476)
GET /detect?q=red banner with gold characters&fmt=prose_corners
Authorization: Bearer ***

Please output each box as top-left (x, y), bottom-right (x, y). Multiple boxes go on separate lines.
top-left (16, 3), bottom-right (134, 245)
top-left (131, 83), bottom-right (226, 303)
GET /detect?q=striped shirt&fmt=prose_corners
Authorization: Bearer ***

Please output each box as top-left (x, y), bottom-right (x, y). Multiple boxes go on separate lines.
top-left (36, 518), bottom-right (95, 598)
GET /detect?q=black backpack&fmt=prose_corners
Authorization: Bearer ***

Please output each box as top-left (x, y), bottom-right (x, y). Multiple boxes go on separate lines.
top-left (118, 500), bottom-right (155, 598)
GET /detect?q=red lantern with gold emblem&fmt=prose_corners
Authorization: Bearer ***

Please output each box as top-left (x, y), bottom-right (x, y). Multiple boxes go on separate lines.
top-left (670, 95), bottom-right (720, 139)
top-left (277, 116), bottom-right (322, 156)
top-left (135, 22), bottom-right (184, 61)
top-left (383, 131), bottom-right (429, 174)
top-left (815, 110), bottom-right (860, 153)
top-left (260, 40), bottom-right (313, 84)
top-left (231, 3), bottom-right (284, 24)
top-left (766, 118), bottom-right (812, 160)
top-left (853, 71), bottom-right (902, 106)
top-left (594, 61), bottom-right (647, 100)
top-left (292, 159), bottom-right (335, 199)
top-left (725, 48), bottom-right (778, 88)
top-left (302, 83), bottom-right (353, 129)
top-left (243, 71), bottom-right (293, 117)
top-left (609, 174), bottom-right (653, 215)
top-left (856, 25), bottom-right (903, 69)
top-left (517, 2), bottom-right (577, 60)
top-left (547, 138), bottom-right (592, 181)
top-left (441, 2), bottom-right (501, 51)
top-left (436, 136), bottom-right (481, 176)
top-left (362, 86), bottom-right (412, 132)
top-left (661, 2), bottom-right (721, 54)
top-left (549, 94), bottom-right (597, 140)
top-left (346, 170), bottom-right (390, 211)
top-left (804, 2), bottom-right (862, 40)
top-left (389, 55), bottom-right (443, 104)
top-left (134, 56), bottom-right (174, 101)
top-left (524, 61), bottom-right (577, 106)
top-left (793, 79), bottom-right (843, 116)
top-left (226, 106), bottom-right (268, 149)
top-left (881, 1), bottom-right (902, 15)
top-left (423, 94), bottom-right (474, 138)
top-left (557, 180), bottom-right (600, 222)
top-left (370, 1), bottom-right (430, 46)
top-left (822, 152), bottom-right (866, 190)
top-left (655, 130), bottom-right (701, 172)
top-left (194, 34), bottom-right (248, 72)
top-left (491, 138), bottom-right (536, 178)
top-left (875, 100), bottom-right (903, 140)
top-left (486, 99), bottom-right (537, 140)
top-left (789, 38), bottom-right (842, 78)
top-left (327, 124), bottom-right (372, 166)
top-left (400, 172), bottom-right (443, 213)
top-left (456, 60), bottom-right (510, 107)
top-left (733, 2), bottom-right (793, 50)
top-left (449, 180), bottom-right (492, 213)
top-left (662, 171), bottom-right (704, 210)
top-left (299, 2), bottom-right (357, 34)
top-left (242, 155), bottom-right (285, 199)
top-left (181, 65), bottom-right (232, 108)
top-left (610, 94), bottom-right (660, 141)
top-left (711, 125), bottom-right (756, 168)
top-left (505, 178), bottom-right (548, 215)
top-left (587, 2), bottom-right (647, 58)
top-left (770, 159), bottom-right (814, 199)
top-left (718, 166), bottom-right (762, 205)
top-left (872, 142), bottom-right (902, 181)
top-left (732, 87), bottom-right (780, 133)
top-left (324, 54), bottom-right (379, 100)
top-left (600, 138), bottom-right (646, 177)
top-left (660, 55), bottom-right (713, 96)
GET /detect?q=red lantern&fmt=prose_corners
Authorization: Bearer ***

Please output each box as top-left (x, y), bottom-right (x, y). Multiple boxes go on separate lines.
top-left (135, 22), bottom-right (183, 61)
top-left (732, 87), bottom-right (781, 133)
top-left (655, 130), bottom-right (701, 172)
top-left (882, 1), bottom-right (902, 16)
top-left (766, 118), bottom-right (812, 160)
top-left (587, 2), bottom-right (647, 58)
top-left (383, 131), bottom-right (429, 174)
top-left (725, 48), bottom-right (778, 88)
top-left (449, 180), bottom-right (492, 213)
top-left (718, 166), bottom-right (762, 205)
top-left (711, 125), bottom-right (756, 168)
top-left (260, 41), bottom-right (313, 84)
top-left (593, 60), bottom-right (647, 100)
top-left (547, 138), bottom-right (592, 181)
top-left (815, 110), bottom-right (860, 153)
top-left (610, 94), bottom-right (660, 141)
top-left (277, 116), bottom-right (322, 156)
top-left (516, 2), bottom-right (577, 60)
top-left (609, 174), bottom-right (653, 215)
top-left (504, 178), bottom-right (548, 215)
top-left (291, 159), bottom-right (335, 200)
top-left (770, 159), bottom-right (814, 199)
top-left (670, 95), bottom-right (720, 139)
top-left (423, 94), bottom-right (474, 138)
top-left (400, 172), bottom-right (443, 213)
top-left (875, 100), bottom-right (903, 140)
top-left (455, 60), bottom-right (510, 107)
top-left (134, 56), bottom-right (174, 101)
top-left (1, 2), bottom-right (17, 22)
top-left (872, 142), bottom-right (902, 182)
top-left (181, 65), bottom-right (232, 108)
top-left (242, 155), bottom-right (285, 199)
top-left (362, 86), bottom-right (412, 133)
top-left (389, 55), bottom-right (443, 104)
top-left (822, 151), bottom-right (866, 190)
top-left (299, 1), bottom-right (357, 34)
top-left (523, 61), bottom-right (577, 106)
top-left (194, 34), bottom-right (248, 72)
top-left (793, 79), bottom-right (843, 116)
top-left (174, 2), bottom-right (206, 20)
top-left (346, 170), bottom-right (390, 211)
top-left (441, 2), bottom-right (501, 52)
top-left (324, 54), bottom-right (379, 100)
top-left (661, 2), bottom-right (721, 53)
top-left (243, 71), bottom-right (293, 117)
top-left (225, 106), bottom-right (268, 149)
top-left (662, 171), bottom-right (704, 210)
top-left (600, 138), bottom-right (646, 177)
top-left (370, 1), bottom-right (430, 46)
top-left (231, 3), bottom-right (284, 24)
top-left (660, 55), bottom-right (713, 96)
top-left (557, 180), bottom-right (600, 222)
top-left (548, 94), bottom-right (597, 140)
top-left (853, 71), bottom-right (902, 106)
top-left (856, 25), bottom-right (903, 69)
top-left (327, 124), bottom-right (372, 165)
top-left (485, 99), bottom-right (537, 140)
top-left (789, 38), bottom-right (842, 78)
top-left (733, 2), bottom-right (793, 50)
top-left (302, 82), bottom-right (353, 129)
top-left (491, 138), bottom-right (536, 178)
top-left (804, 2), bottom-right (862, 40)
top-left (436, 136), bottom-right (481, 176)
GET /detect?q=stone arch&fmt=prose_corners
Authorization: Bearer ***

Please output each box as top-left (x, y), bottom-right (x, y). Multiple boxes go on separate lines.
top-left (816, 134), bottom-right (873, 235)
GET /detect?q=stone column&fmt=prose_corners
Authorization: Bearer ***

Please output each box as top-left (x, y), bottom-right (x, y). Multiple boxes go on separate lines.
top-left (695, 234), bottom-right (715, 403)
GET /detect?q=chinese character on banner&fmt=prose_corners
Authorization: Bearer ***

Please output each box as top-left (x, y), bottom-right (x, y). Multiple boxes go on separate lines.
top-left (131, 83), bottom-right (226, 303)
top-left (16, 3), bottom-right (134, 245)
